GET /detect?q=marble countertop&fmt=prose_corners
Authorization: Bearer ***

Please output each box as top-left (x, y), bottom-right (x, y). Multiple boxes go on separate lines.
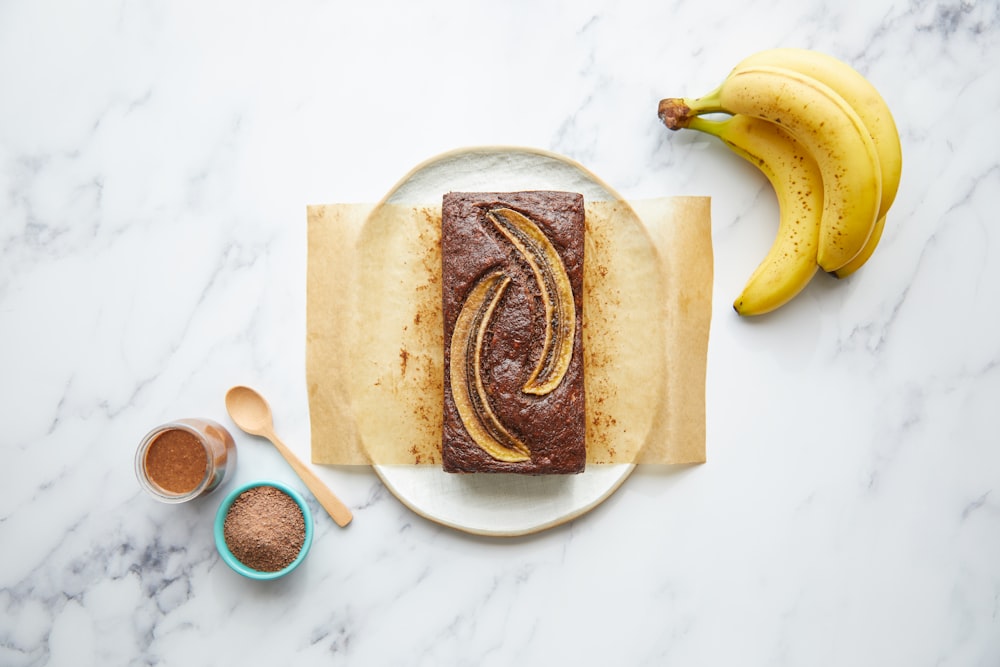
top-left (2, 0), bottom-right (998, 665)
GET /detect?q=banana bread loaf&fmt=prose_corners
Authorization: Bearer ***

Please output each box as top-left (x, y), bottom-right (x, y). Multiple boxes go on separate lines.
top-left (441, 191), bottom-right (586, 474)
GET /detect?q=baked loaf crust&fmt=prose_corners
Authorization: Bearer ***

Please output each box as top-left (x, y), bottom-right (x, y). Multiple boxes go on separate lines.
top-left (442, 191), bottom-right (585, 474)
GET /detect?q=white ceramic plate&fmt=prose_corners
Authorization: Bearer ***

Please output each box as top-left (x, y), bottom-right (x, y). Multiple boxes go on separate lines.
top-left (370, 147), bottom-right (636, 537)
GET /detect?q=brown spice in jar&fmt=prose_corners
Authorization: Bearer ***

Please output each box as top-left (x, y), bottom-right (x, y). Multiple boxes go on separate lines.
top-left (144, 428), bottom-right (209, 494)
top-left (223, 486), bottom-right (305, 572)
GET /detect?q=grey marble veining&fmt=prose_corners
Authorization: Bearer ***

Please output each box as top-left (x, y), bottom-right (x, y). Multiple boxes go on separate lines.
top-left (1, 0), bottom-right (999, 665)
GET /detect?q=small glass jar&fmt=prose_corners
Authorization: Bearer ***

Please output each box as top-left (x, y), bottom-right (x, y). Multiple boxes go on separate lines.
top-left (135, 418), bottom-right (237, 503)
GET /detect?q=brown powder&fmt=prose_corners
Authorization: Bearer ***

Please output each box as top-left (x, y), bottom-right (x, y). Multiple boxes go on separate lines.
top-left (144, 428), bottom-right (209, 494)
top-left (223, 486), bottom-right (306, 572)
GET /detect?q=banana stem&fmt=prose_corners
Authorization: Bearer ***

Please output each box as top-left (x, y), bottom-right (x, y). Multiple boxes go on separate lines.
top-left (658, 98), bottom-right (693, 130)
top-left (684, 115), bottom-right (731, 140)
top-left (657, 85), bottom-right (725, 130)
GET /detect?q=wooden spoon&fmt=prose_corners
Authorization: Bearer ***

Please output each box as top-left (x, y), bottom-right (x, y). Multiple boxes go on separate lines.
top-left (225, 385), bottom-right (353, 527)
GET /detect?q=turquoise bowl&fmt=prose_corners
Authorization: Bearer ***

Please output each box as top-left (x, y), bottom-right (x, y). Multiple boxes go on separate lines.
top-left (214, 480), bottom-right (314, 580)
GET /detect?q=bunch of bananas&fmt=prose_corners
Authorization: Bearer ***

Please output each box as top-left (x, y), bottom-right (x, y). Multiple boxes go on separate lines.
top-left (658, 48), bottom-right (902, 316)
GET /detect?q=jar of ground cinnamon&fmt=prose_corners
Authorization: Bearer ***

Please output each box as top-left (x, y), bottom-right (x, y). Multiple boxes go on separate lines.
top-left (135, 418), bottom-right (237, 503)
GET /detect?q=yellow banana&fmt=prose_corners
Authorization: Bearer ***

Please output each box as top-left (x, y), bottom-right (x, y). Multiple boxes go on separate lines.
top-left (832, 213), bottom-right (885, 277)
top-left (660, 64), bottom-right (882, 272)
top-left (734, 48), bottom-right (902, 277)
top-left (684, 115), bottom-right (822, 315)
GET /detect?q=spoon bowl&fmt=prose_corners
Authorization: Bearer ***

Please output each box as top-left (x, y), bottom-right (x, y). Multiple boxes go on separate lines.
top-left (225, 385), bottom-right (353, 527)
top-left (225, 385), bottom-right (275, 436)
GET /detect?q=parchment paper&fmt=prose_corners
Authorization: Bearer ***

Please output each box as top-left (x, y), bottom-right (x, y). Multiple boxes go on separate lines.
top-left (307, 197), bottom-right (712, 466)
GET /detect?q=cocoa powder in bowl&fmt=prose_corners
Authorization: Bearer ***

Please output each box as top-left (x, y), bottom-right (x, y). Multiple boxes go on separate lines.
top-left (220, 484), bottom-right (309, 575)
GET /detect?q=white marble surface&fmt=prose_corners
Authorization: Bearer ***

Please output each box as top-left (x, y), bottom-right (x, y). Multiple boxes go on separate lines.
top-left (1, 0), bottom-right (998, 664)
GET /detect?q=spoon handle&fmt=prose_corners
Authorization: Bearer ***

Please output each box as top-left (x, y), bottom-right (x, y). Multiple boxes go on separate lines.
top-left (266, 429), bottom-right (353, 527)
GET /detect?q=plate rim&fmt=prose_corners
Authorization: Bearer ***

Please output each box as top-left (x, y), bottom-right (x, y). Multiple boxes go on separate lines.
top-left (372, 463), bottom-right (635, 538)
top-left (374, 144), bottom-right (639, 209)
